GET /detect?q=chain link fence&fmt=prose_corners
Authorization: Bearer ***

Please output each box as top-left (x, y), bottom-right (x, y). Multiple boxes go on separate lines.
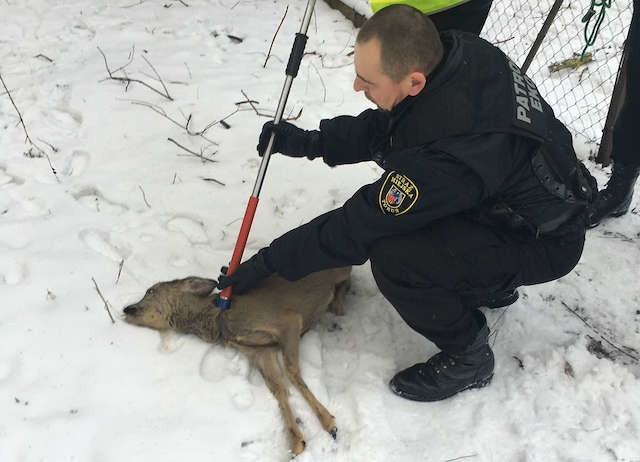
top-left (482, 0), bottom-right (632, 149)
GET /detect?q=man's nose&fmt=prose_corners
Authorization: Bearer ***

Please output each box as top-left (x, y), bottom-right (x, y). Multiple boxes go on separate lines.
top-left (353, 77), bottom-right (363, 92)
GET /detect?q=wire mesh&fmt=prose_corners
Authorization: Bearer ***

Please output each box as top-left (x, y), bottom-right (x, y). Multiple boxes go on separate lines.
top-left (482, 0), bottom-right (632, 146)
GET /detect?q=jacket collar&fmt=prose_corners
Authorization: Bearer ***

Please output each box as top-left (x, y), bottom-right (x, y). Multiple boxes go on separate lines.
top-left (388, 32), bottom-right (462, 126)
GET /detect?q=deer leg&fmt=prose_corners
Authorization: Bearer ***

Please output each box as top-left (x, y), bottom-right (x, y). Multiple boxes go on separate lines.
top-left (280, 313), bottom-right (337, 439)
top-left (236, 345), bottom-right (306, 456)
top-left (328, 277), bottom-right (350, 316)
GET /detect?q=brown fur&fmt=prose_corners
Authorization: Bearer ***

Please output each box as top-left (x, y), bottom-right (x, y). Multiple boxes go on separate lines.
top-left (123, 267), bottom-right (351, 456)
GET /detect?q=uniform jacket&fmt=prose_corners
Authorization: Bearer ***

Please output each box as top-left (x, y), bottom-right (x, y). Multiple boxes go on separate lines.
top-left (263, 31), bottom-right (593, 281)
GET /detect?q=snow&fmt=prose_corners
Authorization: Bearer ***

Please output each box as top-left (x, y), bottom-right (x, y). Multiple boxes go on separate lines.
top-left (1, 1), bottom-right (639, 461)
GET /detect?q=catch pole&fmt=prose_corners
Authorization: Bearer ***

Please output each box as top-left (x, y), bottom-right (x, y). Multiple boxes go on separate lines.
top-left (216, 0), bottom-right (317, 309)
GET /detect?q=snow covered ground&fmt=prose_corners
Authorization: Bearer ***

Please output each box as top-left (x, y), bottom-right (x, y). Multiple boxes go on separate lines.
top-left (1, 1), bottom-right (639, 461)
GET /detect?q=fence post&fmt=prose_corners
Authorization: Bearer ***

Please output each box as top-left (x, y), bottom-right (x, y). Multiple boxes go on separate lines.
top-left (521, 0), bottom-right (564, 74)
top-left (596, 40), bottom-right (629, 166)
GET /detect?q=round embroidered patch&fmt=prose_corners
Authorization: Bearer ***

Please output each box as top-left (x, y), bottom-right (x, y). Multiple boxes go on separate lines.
top-left (378, 171), bottom-right (419, 215)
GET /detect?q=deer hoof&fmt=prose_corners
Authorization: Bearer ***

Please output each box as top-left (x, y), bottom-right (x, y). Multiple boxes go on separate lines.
top-left (329, 427), bottom-right (338, 440)
top-left (289, 439), bottom-right (306, 457)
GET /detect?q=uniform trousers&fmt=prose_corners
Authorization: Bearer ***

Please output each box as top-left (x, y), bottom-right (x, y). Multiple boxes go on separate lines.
top-left (369, 214), bottom-right (585, 353)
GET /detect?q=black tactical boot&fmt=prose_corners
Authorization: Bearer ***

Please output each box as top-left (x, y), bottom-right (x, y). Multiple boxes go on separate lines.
top-left (464, 288), bottom-right (519, 309)
top-left (588, 161), bottom-right (640, 228)
top-left (389, 312), bottom-right (494, 402)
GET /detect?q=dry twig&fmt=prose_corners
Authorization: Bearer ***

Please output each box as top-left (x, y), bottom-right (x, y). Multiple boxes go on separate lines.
top-left (92, 277), bottom-right (115, 324)
top-left (138, 185), bottom-right (151, 208)
top-left (0, 72), bottom-right (59, 181)
top-left (115, 259), bottom-right (125, 285)
top-left (561, 301), bottom-right (639, 362)
top-left (201, 177), bottom-right (226, 186)
top-left (264, 5), bottom-right (289, 68)
top-left (129, 99), bottom-right (221, 144)
top-left (167, 137), bottom-right (217, 163)
top-left (98, 46), bottom-right (173, 100)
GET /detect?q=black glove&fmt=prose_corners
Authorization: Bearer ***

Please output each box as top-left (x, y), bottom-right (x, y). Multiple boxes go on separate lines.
top-left (257, 121), bottom-right (321, 159)
top-left (216, 248), bottom-right (275, 295)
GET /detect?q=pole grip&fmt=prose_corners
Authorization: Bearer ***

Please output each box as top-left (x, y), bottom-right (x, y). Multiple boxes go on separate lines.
top-left (286, 33), bottom-right (308, 78)
top-left (216, 196), bottom-right (260, 309)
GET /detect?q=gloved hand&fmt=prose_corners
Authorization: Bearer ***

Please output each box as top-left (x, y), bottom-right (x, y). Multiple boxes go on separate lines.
top-left (216, 248), bottom-right (275, 295)
top-left (257, 121), bottom-right (321, 159)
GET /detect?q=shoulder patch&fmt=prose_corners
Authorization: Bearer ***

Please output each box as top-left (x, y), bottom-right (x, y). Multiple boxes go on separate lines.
top-left (378, 171), bottom-right (419, 215)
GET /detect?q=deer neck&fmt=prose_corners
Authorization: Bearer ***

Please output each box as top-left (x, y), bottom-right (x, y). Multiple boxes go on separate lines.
top-left (170, 296), bottom-right (222, 344)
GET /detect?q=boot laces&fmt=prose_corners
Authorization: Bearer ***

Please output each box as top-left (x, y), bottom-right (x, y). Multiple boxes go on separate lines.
top-left (425, 352), bottom-right (457, 375)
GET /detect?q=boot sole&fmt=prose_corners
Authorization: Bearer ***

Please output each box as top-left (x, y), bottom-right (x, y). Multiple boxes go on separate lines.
top-left (390, 374), bottom-right (494, 402)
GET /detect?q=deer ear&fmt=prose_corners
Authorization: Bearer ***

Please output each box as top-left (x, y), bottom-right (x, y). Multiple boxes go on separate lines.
top-left (183, 277), bottom-right (218, 297)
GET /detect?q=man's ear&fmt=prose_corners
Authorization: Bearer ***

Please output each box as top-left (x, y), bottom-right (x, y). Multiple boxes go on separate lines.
top-left (406, 71), bottom-right (427, 96)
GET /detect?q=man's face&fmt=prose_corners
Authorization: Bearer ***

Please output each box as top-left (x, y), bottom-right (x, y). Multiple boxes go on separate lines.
top-left (353, 38), bottom-right (410, 111)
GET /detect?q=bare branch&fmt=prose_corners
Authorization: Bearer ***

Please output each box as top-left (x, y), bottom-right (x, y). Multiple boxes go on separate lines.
top-left (92, 277), bottom-right (115, 324)
top-left (0, 72), bottom-right (36, 145)
top-left (444, 455), bottom-right (478, 462)
top-left (240, 89), bottom-right (263, 116)
top-left (561, 301), bottom-right (639, 363)
top-left (129, 99), bottom-right (218, 144)
top-left (167, 137), bottom-right (218, 163)
top-left (121, 0), bottom-right (147, 8)
top-left (239, 89), bottom-right (302, 120)
top-left (138, 185), bottom-right (151, 208)
top-left (141, 54), bottom-right (172, 99)
top-left (97, 46), bottom-right (173, 101)
top-left (34, 53), bottom-right (54, 63)
top-left (115, 259), bottom-right (125, 285)
top-left (264, 5), bottom-right (288, 68)
top-left (1, 72), bottom-right (59, 181)
top-left (201, 177), bottom-right (226, 186)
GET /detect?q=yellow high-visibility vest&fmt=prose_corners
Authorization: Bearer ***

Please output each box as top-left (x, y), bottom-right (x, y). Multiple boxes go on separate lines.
top-left (370, 0), bottom-right (471, 15)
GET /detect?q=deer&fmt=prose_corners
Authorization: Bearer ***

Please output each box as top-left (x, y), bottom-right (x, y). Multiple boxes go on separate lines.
top-left (122, 266), bottom-right (351, 456)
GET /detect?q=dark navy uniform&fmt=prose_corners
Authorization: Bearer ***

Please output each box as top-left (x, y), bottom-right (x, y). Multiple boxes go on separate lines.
top-left (261, 32), bottom-right (594, 352)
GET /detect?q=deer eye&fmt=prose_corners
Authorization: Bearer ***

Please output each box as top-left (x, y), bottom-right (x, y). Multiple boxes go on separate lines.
top-left (146, 288), bottom-right (155, 296)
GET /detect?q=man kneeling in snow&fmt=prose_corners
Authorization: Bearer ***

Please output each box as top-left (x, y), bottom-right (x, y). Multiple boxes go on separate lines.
top-left (217, 4), bottom-right (595, 402)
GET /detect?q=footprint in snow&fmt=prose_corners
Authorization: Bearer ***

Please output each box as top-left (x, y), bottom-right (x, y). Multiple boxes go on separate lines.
top-left (0, 164), bottom-right (25, 186)
top-left (72, 186), bottom-right (128, 214)
top-left (0, 259), bottom-right (27, 285)
top-left (79, 229), bottom-right (130, 262)
top-left (63, 150), bottom-right (90, 177)
top-left (166, 216), bottom-right (209, 245)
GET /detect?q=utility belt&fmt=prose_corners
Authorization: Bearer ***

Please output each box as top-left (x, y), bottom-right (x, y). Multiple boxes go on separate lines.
top-left (473, 201), bottom-right (587, 239)
top-left (473, 145), bottom-right (597, 237)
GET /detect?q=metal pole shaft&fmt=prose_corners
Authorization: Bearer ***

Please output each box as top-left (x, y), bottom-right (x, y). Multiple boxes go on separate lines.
top-left (217, 0), bottom-right (317, 309)
top-left (253, 0), bottom-right (317, 196)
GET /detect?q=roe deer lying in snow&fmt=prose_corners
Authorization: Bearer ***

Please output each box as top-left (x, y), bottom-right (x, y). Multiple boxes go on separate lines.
top-left (123, 267), bottom-right (351, 456)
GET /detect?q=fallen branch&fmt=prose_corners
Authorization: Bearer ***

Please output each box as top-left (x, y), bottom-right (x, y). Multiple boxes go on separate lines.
top-left (444, 455), bottom-right (478, 462)
top-left (92, 277), bottom-right (116, 324)
top-left (264, 5), bottom-right (289, 68)
top-left (138, 185), bottom-right (151, 208)
top-left (115, 258), bottom-right (125, 285)
top-left (561, 301), bottom-right (639, 363)
top-left (34, 53), bottom-right (54, 63)
top-left (98, 46), bottom-right (173, 100)
top-left (129, 99), bottom-right (218, 144)
top-left (167, 137), bottom-right (217, 163)
top-left (201, 176), bottom-right (226, 186)
top-left (239, 89), bottom-right (302, 120)
top-left (1, 72), bottom-right (38, 147)
top-left (0, 72), bottom-right (59, 181)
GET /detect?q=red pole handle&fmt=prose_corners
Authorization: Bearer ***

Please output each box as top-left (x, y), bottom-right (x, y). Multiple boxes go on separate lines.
top-left (217, 196), bottom-right (260, 307)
